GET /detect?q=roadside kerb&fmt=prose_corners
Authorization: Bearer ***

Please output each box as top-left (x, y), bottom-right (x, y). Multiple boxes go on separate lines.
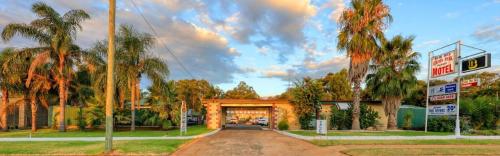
top-left (274, 130), bottom-right (500, 140)
top-left (0, 128), bottom-right (221, 142)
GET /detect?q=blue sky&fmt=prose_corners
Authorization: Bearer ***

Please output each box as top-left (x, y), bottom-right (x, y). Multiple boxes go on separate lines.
top-left (1, 0), bottom-right (499, 97)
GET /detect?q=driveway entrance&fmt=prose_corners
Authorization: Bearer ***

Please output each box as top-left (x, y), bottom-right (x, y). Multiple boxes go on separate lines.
top-left (172, 130), bottom-right (340, 156)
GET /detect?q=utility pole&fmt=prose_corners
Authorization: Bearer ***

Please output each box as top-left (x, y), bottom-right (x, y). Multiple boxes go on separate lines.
top-left (105, 0), bottom-right (116, 153)
top-left (455, 40), bottom-right (462, 137)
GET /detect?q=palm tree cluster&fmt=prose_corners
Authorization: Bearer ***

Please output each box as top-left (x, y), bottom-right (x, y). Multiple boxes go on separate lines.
top-left (0, 2), bottom-right (170, 132)
top-left (338, 0), bottom-right (420, 130)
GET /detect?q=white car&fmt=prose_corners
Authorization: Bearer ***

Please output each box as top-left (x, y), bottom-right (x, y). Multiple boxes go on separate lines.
top-left (257, 117), bottom-right (268, 126)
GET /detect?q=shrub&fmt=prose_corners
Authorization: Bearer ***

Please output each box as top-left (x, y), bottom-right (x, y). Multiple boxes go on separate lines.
top-left (428, 116), bottom-right (471, 132)
top-left (330, 104), bottom-right (379, 130)
top-left (162, 120), bottom-right (173, 130)
top-left (84, 102), bottom-right (105, 128)
top-left (402, 111), bottom-right (413, 130)
top-left (460, 96), bottom-right (499, 130)
top-left (278, 110), bottom-right (290, 130)
top-left (278, 120), bottom-right (289, 130)
top-left (299, 115), bottom-right (314, 130)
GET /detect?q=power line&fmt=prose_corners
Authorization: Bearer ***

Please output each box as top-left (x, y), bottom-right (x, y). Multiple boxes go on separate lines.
top-left (128, 0), bottom-right (196, 79)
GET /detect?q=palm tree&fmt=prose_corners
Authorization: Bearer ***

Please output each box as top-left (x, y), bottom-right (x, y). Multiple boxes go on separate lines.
top-left (337, 0), bottom-right (392, 130)
top-left (0, 48), bottom-right (17, 131)
top-left (26, 64), bottom-right (52, 132)
top-left (1, 2), bottom-right (90, 131)
top-left (366, 35), bottom-right (420, 130)
top-left (118, 25), bottom-right (168, 131)
top-left (93, 25), bottom-right (168, 130)
top-left (147, 80), bottom-right (178, 125)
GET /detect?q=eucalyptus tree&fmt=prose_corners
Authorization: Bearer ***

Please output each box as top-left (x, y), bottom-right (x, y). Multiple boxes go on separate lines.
top-left (337, 0), bottom-right (392, 130)
top-left (366, 35), bottom-right (420, 130)
top-left (290, 77), bottom-right (324, 129)
top-left (322, 69), bottom-right (353, 101)
top-left (224, 81), bottom-right (259, 99)
top-left (1, 2), bottom-right (90, 131)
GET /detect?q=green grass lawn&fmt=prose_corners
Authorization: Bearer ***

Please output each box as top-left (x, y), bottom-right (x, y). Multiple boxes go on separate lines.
top-left (311, 139), bottom-right (500, 146)
top-left (287, 130), bottom-right (453, 136)
top-left (342, 148), bottom-right (500, 156)
top-left (0, 140), bottom-right (188, 155)
top-left (0, 125), bottom-right (212, 138)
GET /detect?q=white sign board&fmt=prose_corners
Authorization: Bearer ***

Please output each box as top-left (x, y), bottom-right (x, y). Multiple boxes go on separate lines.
top-left (429, 83), bottom-right (457, 96)
top-left (316, 120), bottom-right (327, 135)
top-left (431, 50), bottom-right (456, 78)
top-left (428, 104), bottom-right (457, 115)
top-left (180, 101), bottom-right (187, 134)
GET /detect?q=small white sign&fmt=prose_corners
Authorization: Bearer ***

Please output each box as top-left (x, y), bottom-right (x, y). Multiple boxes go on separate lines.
top-left (316, 120), bottom-right (327, 135)
top-left (429, 83), bottom-right (457, 96)
top-left (428, 104), bottom-right (457, 116)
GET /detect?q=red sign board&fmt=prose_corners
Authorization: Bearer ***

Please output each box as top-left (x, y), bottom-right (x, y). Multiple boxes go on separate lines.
top-left (430, 93), bottom-right (456, 101)
top-left (462, 78), bottom-right (480, 88)
top-left (431, 51), bottom-right (456, 78)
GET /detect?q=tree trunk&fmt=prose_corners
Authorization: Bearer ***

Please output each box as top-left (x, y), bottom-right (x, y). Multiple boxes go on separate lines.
top-left (58, 78), bottom-right (66, 132)
top-left (351, 81), bottom-right (361, 130)
top-left (136, 81), bottom-right (140, 110)
top-left (387, 113), bottom-right (397, 130)
top-left (19, 90), bottom-right (30, 129)
top-left (30, 97), bottom-right (37, 132)
top-left (119, 90), bottom-right (125, 110)
top-left (130, 79), bottom-right (136, 131)
top-left (57, 54), bottom-right (67, 132)
top-left (1, 89), bottom-right (8, 131)
top-left (384, 96), bottom-right (401, 130)
top-left (315, 107), bottom-right (320, 120)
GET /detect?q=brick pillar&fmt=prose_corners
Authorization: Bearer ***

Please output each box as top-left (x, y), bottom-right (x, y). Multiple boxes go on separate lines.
top-left (216, 103), bottom-right (221, 128)
top-left (271, 104), bottom-right (277, 129)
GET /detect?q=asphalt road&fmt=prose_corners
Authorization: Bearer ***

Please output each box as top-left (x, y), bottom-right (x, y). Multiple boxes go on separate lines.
top-left (171, 129), bottom-right (340, 156)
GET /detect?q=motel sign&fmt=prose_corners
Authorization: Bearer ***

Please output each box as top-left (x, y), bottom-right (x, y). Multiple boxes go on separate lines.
top-left (431, 50), bottom-right (456, 78)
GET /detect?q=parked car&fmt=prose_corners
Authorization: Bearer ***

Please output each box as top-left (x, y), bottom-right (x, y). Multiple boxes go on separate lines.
top-left (257, 117), bottom-right (268, 126)
top-left (229, 118), bottom-right (238, 124)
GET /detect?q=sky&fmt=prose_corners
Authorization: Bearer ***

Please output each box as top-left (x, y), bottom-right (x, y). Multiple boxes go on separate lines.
top-left (1, 0), bottom-right (499, 97)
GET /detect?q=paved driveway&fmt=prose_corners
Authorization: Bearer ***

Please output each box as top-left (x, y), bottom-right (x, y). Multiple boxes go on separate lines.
top-left (171, 129), bottom-right (340, 156)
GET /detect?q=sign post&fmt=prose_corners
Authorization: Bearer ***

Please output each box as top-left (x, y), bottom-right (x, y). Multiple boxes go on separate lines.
top-left (455, 41), bottom-right (461, 137)
top-left (316, 120), bottom-right (327, 135)
top-left (425, 41), bottom-right (491, 136)
top-left (180, 101), bottom-right (187, 136)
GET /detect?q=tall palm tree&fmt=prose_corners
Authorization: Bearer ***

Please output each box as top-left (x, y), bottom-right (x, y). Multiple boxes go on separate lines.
top-left (0, 48), bottom-right (17, 131)
top-left (337, 0), bottom-right (392, 130)
top-left (93, 25), bottom-right (168, 130)
top-left (366, 35), bottom-right (420, 130)
top-left (26, 64), bottom-right (52, 132)
top-left (1, 2), bottom-right (90, 131)
top-left (117, 25), bottom-right (168, 131)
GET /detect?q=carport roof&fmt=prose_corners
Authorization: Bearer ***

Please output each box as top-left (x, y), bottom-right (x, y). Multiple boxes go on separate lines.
top-left (202, 99), bottom-right (289, 104)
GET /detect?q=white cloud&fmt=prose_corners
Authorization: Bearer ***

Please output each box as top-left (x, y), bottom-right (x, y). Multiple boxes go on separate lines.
top-left (321, 0), bottom-right (346, 22)
top-left (416, 40), bottom-right (442, 48)
top-left (210, 0), bottom-right (317, 62)
top-left (472, 25), bottom-right (500, 42)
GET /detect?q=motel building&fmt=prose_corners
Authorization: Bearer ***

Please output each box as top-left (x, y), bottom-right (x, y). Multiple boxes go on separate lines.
top-left (203, 99), bottom-right (387, 130)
